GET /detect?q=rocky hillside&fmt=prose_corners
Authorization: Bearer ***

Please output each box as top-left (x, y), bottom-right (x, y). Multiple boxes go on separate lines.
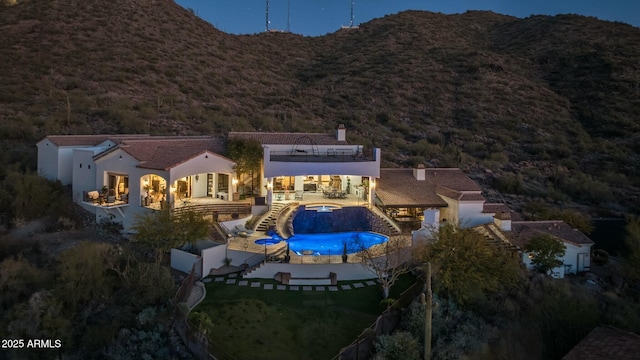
top-left (1, 0), bottom-right (639, 214)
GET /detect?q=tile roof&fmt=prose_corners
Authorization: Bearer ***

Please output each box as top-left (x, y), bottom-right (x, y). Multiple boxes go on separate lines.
top-left (562, 326), bottom-right (640, 360)
top-left (43, 134), bottom-right (151, 146)
top-left (483, 203), bottom-right (512, 214)
top-left (511, 221), bottom-right (595, 248)
top-left (229, 132), bottom-right (347, 146)
top-left (95, 137), bottom-right (228, 171)
top-left (459, 193), bottom-right (486, 201)
top-left (376, 168), bottom-right (483, 207)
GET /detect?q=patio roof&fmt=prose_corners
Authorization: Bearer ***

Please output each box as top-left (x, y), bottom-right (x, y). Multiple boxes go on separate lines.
top-left (376, 168), bottom-right (483, 208)
top-left (229, 132), bottom-right (347, 146)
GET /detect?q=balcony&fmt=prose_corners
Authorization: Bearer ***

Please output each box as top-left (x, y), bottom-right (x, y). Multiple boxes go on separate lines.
top-left (269, 148), bottom-right (376, 163)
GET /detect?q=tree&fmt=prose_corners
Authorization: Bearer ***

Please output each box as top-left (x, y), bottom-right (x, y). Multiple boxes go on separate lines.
top-left (524, 234), bottom-right (566, 274)
top-left (420, 224), bottom-right (522, 305)
top-left (130, 208), bottom-right (210, 264)
top-left (56, 241), bottom-right (114, 310)
top-left (0, 255), bottom-right (48, 310)
top-left (226, 138), bottom-right (263, 195)
top-left (355, 235), bottom-right (412, 299)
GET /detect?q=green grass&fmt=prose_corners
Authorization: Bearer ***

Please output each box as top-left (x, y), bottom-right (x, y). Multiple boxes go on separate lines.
top-left (191, 275), bottom-right (415, 360)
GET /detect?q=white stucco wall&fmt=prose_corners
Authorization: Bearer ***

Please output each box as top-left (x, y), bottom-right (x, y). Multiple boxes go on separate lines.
top-left (169, 152), bottom-right (234, 184)
top-left (171, 249), bottom-right (201, 274)
top-left (191, 173), bottom-right (208, 198)
top-left (37, 139), bottom-right (59, 182)
top-left (243, 262), bottom-right (376, 281)
top-left (564, 242), bottom-right (592, 273)
top-left (201, 244), bottom-right (227, 275)
top-left (95, 149), bottom-right (165, 230)
top-left (521, 242), bottom-right (592, 278)
top-left (72, 149), bottom-right (98, 203)
top-left (458, 200), bottom-right (490, 228)
top-left (439, 196), bottom-right (459, 226)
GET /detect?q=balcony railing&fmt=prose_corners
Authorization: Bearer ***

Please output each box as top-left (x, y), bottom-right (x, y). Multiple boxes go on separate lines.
top-left (269, 148), bottom-right (376, 162)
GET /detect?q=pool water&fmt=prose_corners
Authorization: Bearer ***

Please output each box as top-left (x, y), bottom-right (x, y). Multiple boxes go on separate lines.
top-left (254, 238), bottom-right (282, 246)
top-left (286, 231), bottom-right (388, 256)
top-left (254, 233), bottom-right (283, 246)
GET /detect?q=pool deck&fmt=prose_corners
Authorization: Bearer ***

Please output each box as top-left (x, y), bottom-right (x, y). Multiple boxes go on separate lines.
top-left (227, 190), bottom-right (370, 259)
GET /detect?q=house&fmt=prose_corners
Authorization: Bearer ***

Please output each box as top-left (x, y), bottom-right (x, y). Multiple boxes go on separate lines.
top-left (36, 127), bottom-right (504, 235)
top-left (229, 124), bottom-right (381, 207)
top-left (562, 325), bottom-right (640, 360)
top-left (510, 220), bottom-right (594, 277)
top-left (37, 135), bottom-right (236, 230)
top-left (38, 128), bottom-right (596, 281)
top-left (376, 165), bottom-right (499, 230)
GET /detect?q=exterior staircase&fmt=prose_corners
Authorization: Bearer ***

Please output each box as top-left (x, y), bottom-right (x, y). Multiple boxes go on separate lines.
top-left (473, 224), bottom-right (519, 253)
top-left (368, 206), bottom-right (402, 236)
top-left (254, 202), bottom-right (287, 233)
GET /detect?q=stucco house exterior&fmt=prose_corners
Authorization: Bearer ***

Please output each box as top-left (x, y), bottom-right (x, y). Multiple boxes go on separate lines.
top-left (510, 220), bottom-right (594, 278)
top-left (375, 165), bottom-right (499, 229)
top-left (229, 124), bottom-right (381, 208)
top-left (37, 135), bottom-right (235, 230)
top-left (37, 127), bottom-right (592, 279)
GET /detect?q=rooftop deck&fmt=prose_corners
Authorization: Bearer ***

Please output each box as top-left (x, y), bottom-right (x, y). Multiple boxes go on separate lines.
top-left (268, 149), bottom-right (376, 163)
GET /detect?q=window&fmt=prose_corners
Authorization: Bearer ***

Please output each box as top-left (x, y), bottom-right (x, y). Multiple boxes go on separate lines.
top-left (218, 174), bottom-right (229, 192)
top-left (107, 174), bottom-right (129, 202)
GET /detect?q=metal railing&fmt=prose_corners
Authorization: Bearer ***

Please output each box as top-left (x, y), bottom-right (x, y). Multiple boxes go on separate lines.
top-left (269, 148), bottom-right (376, 163)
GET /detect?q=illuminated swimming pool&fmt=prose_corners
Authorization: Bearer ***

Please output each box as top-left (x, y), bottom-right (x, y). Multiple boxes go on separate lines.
top-left (254, 238), bottom-right (282, 246)
top-left (286, 231), bottom-right (388, 256)
top-left (254, 233), bottom-right (283, 246)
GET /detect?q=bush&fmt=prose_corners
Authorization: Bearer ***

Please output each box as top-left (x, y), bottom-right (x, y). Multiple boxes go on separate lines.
top-left (398, 296), bottom-right (492, 360)
top-left (592, 249), bottom-right (609, 265)
top-left (374, 331), bottom-right (420, 360)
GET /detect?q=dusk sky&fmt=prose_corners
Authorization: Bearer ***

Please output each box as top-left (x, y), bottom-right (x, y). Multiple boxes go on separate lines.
top-left (175, 0), bottom-right (640, 36)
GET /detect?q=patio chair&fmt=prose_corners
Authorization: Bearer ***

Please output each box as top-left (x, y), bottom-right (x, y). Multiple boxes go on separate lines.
top-left (233, 224), bottom-right (254, 235)
top-left (295, 190), bottom-right (303, 200)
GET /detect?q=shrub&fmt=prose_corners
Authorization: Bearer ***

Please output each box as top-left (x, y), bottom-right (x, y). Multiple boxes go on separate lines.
top-left (374, 331), bottom-right (420, 360)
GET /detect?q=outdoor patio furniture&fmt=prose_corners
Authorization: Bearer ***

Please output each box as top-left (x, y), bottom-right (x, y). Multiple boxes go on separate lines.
top-left (86, 191), bottom-right (99, 203)
top-left (295, 190), bottom-right (303, 200)
top-left (233, 224), bottom-right (254, 235)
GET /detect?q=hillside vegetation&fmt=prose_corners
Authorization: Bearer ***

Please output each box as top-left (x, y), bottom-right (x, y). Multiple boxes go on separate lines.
top-left (1, 0), bottom-right (639, 214)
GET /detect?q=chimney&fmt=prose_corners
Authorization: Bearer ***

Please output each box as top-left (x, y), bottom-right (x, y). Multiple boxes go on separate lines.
top-left (413, 164), bottom-right (426, 181)
top-left (493, 212), bottom-right (512, 232)
top-left (336, 124), bottom-right (346, 142)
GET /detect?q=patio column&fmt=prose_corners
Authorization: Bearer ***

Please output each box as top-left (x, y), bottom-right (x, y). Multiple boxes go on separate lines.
top-left (266, 177), bottom-right (274, 209)
top-left (294, 176), bottom-right (304, 192)
top-left (369, 179), bottom-right (377, 207)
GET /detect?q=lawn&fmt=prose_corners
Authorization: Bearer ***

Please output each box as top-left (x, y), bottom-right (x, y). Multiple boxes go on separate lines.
top-left (190, 275), bottom-right (416, 360)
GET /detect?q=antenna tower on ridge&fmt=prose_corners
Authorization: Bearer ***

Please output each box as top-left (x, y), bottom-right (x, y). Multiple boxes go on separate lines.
top-left (341, 0), bottom-right (359, 29)
top-left (287, 0), bottom-right (291, 32)
top-left (265, 0), bottom-right (270, 32)
top-left (350, 0), bottom-right (354, 27)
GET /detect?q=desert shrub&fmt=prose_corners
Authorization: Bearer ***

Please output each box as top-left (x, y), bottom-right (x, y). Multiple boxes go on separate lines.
top-left (374, 331), bottom-right (420, 360)
top-left (494, 173), bottom-right (524, 194)
top-left (526, 282), bottom-right (599, 359)
top-left (0, 172), bottom-right (69, 225)
top-left (559, 172), bottom-right (613, 203)
top-left (399, 296), bottom-right (492, 360)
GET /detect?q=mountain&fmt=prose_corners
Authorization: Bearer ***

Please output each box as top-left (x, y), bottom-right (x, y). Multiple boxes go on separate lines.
top-left (1, 0), bottom-right (639, 214)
